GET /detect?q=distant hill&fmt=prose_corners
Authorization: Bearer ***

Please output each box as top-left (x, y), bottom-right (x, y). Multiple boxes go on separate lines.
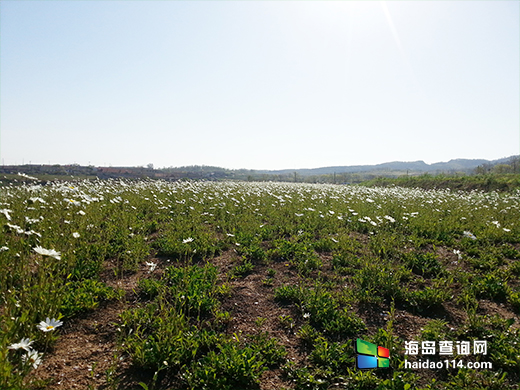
top-left (256, 156), bottom-right (516, 176)
top-left (1, 156), bottom-right (518, 183)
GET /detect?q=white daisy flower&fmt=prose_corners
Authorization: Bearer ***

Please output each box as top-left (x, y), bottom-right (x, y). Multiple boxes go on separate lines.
top-left (8, 337), bottom-right (34, 351)
top-left (18, 172), bottom-right (38, 180)
top-left (145, 261), bottom-right (157, 273)
top-left (37, 317), bottom-right (63, 332)
top-left (463, 231), bottom-right (477, 240)
top-left (72, 232), bottom-right (80, 238)
top-left (22, 349), bottom-right (43, 369)
top-left (0, 209), bottom-right (12, 220)
top-left (33, 246), bottom-right (61, 260)
top-left (7, 223), bottom-right (24, 234)
top-left (25, 230), bottom-right (41, 237)
top-left (182, 237), bottom-right (194, 243)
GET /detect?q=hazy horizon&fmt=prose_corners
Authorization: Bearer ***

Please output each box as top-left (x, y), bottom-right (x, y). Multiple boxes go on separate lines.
top-left (2, 155), bottom-right (518, 173)
top-left (1, 1), bottom-right (519, 170)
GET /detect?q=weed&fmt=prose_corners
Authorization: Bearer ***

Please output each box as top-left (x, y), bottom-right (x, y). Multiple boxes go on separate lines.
top-left (405, 287), bottom-right (451, 312)
top-left (404, 251), bottom-right (445, 278)
top-left (230, 258), bottom-right (254, 278)
top-left (279, 315), bottom-right (295, 330)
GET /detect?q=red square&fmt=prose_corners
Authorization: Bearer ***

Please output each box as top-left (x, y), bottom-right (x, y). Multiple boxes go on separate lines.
top-left (378, 346), bottom-right (390, 358)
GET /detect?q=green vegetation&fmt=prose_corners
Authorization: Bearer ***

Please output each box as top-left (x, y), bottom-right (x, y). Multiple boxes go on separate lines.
top-left (0, 179), bottom-right (519, 389)
top-left (363, 173), bottom-right (520, 192)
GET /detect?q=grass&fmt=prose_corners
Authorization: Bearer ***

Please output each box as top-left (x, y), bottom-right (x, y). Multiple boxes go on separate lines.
top-left (362, 173), bottom-right (520, 192)
top-left (0, 179), bottom-right (519, 389)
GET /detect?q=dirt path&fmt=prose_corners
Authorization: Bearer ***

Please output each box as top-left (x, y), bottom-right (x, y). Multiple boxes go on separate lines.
top-left (219, 259), bottom-right (308, 390)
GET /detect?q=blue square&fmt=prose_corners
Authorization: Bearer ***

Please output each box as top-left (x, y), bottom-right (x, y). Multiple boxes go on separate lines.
top-left (356, 355), bottom-right (377, 369)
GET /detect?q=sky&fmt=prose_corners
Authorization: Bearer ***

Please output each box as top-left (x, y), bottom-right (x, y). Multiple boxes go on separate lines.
top-left (1, 1), bottom-right (519, 170)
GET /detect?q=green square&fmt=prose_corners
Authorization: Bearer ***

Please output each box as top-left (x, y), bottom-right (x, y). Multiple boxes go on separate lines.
top-left (378, 357), bottom-right (390, 368)
top-left (356, 339), bottom-right (377, 356)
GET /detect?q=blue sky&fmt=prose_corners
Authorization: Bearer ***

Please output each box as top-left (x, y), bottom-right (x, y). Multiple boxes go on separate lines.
top-left (1, 1), bottom-right (518, 170)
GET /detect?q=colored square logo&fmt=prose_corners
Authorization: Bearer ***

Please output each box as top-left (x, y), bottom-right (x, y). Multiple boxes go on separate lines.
top-left (356, 338), bottom-right (377, 355)
top-left (356, 355), bottom-right (377, 369)
top-left (378, 357), bottom-right (390, 368)
top-left (378, 346), bottom-right (390, 358)
top-left (355, 339), bottom-right (390, 369)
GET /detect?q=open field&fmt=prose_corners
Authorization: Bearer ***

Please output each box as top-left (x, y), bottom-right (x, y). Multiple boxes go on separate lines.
top-left (1, 180), bottom-right (519, 390)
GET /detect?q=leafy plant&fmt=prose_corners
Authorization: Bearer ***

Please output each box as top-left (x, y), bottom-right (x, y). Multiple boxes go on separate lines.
top-left (184, 338), bottom-right (267, 390)
top-left (404, 251), bottom-right (445, 278)
top-left (60, 279), bottom-right (123, 318)
top-left (405, 287), bottom-right (451, 312)
top-left (230, 258), bottom-right (254, 278)
top-left (248, 331), bottom-right (287, 368)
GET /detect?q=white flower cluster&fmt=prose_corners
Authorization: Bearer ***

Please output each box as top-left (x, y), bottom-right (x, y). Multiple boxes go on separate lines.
top-left (7, 318), bottom-right (63, 370)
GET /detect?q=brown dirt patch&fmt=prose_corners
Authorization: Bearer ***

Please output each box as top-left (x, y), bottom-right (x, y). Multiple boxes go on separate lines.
top-left (478, 300), bottom-right (520, 328)
top-left (27, 301), bottom-right (128, 389)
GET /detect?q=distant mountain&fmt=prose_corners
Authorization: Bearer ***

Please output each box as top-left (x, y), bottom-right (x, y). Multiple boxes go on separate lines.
top-left (255, 156), bottom-right (518, 176)
top-left (1, 156), bottom-right (517, 183)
